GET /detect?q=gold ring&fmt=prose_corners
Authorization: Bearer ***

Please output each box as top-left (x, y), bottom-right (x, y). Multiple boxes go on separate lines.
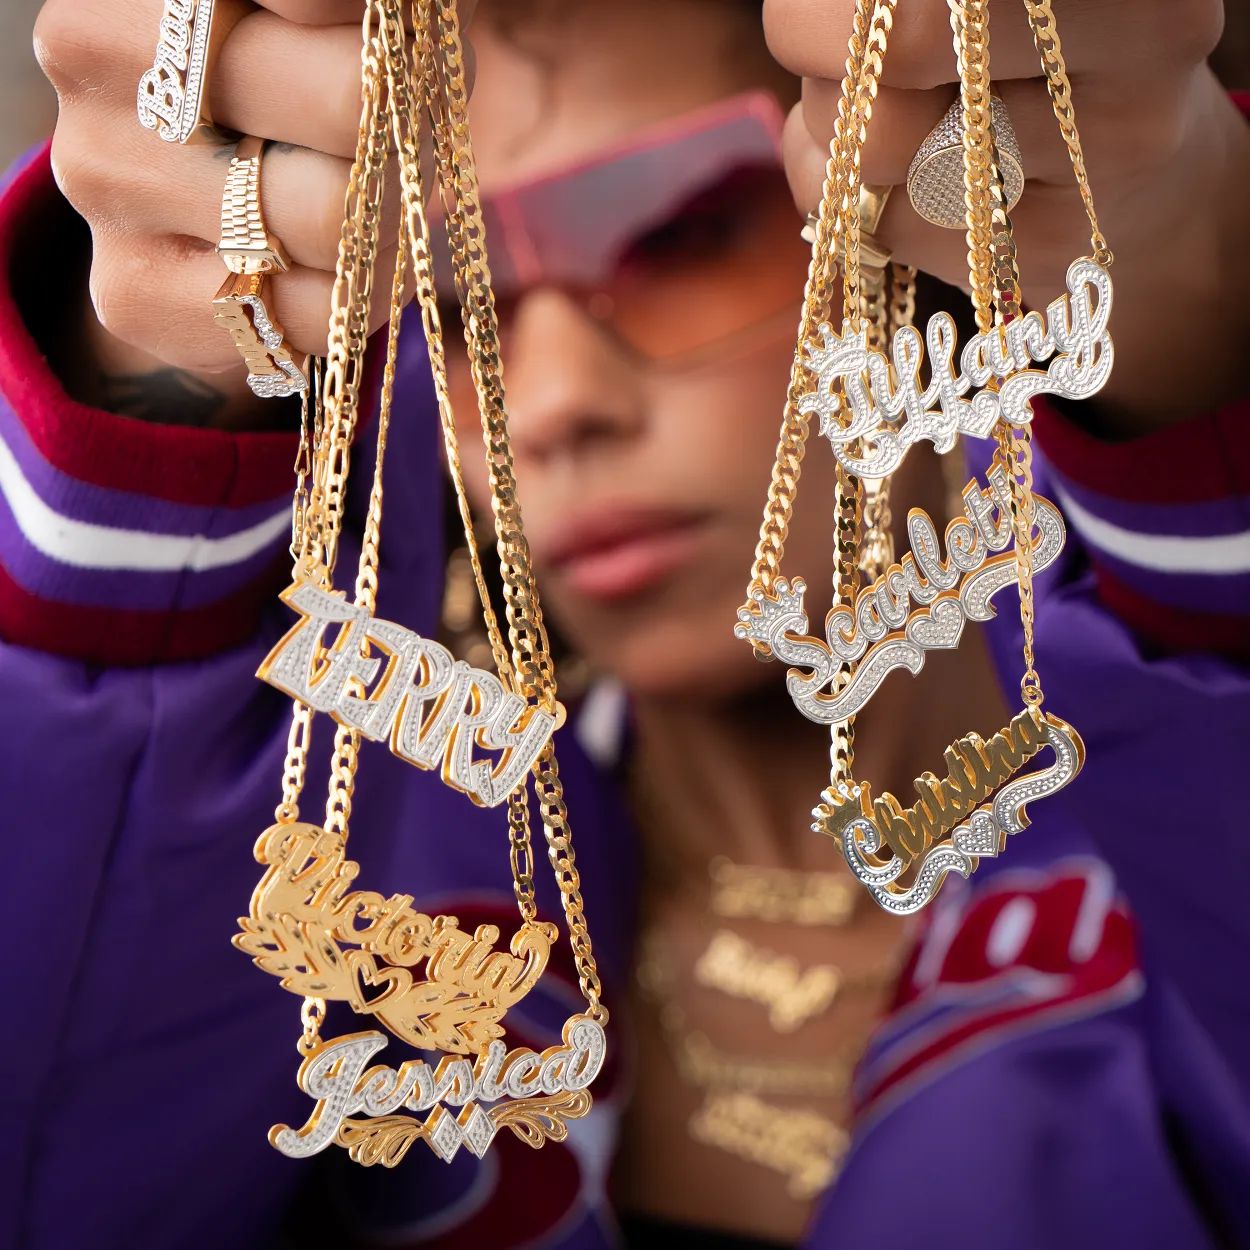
top-left (213, 138), bottom-right (308, 398)
top-left (906, 97), bottom-right (1024, 230)
top-left (213, 273), bottom-right (309, 399)
top-left (137, 0), bottom-right (246, 145)
top-left (218, 136), bottom-right (294, 275)
top-left (802, 183), bottom-right (894, 270)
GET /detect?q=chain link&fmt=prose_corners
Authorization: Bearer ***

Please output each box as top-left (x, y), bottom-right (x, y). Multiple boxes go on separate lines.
top-left (305, 7), bottom-right (391, 579)
top-left (829, 462), bottom-right (863, 789)
top-left (949, 0), bottom-right (998, 334)
top-left (387, 0), bottom-right (605, 1020)
top-left (380, 3), bottom-right (515, 687)
top-left (298, 995), bottom-right (327, 1057)
top-left (953, 0), bottom-right (1045, 704)
top-left (742, 0), bottom-right (896, 611)
top-left (997, 424), bottom-right (1043, 704)
top-left (1022, 0), bottom-right (1111, 266)
top-left (856, 262), bottom-right (914, 582)
top-left (376, 2), bottom-right (541, 931)
top-left (422, 0), bottom-right (556, 704)
top-left (275, 699), bottom-right (312, 825)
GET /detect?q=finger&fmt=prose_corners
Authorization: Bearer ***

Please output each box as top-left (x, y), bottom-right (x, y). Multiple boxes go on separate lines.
top-left (257, 0), bottom-right (478, 33)
top-left (798, 66), bottom-right (1198, 193)
top-left (254, 0), bottom-right (381, 25)
top-left (89, 235), bottom-right (405, 371)
top-left (58, 107), bottom-right (404, 275)
top-left (764, 0), bottom-right (1219, 93)
top-left (782, 99), bottom-right (1094, 298)
top-left (213, 12), bottom-right (369, 157)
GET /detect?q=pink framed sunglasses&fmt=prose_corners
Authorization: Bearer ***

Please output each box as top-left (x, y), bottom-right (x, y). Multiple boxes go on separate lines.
top-left (433, 92), bottom-right (809, 365)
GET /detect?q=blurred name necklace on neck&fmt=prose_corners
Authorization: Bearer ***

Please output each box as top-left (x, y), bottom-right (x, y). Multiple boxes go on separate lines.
top-left (636, 928), bottom-right (857, 1200)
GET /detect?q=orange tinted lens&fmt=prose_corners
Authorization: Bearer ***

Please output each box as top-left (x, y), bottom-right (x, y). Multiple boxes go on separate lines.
top-left (604, 167), bottom-right (808, 360)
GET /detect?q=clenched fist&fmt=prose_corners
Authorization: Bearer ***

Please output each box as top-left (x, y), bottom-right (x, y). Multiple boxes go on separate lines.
top-left (33, 0), bottom-right (473, 424)
top-left (765, 0), bottom-right (1250, 432)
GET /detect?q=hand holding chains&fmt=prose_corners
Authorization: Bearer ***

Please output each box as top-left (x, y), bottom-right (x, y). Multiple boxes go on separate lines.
top-left (737, 0), bottom-right (1112, 916)
top-left (132, 0), bottom-right (1117, 1181)
top-left (137, 0), bottom-right (607, 1169)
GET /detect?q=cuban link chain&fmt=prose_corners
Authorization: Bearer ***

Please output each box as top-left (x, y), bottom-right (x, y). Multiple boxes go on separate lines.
top-left (380, 0), bottom-right (539, 925)
top-left (742, 0), bottom-right (896, 614)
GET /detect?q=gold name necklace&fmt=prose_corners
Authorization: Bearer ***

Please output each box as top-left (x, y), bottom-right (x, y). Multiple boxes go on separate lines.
top-left (737, 0), bottom-right (1108, 916)
top-left (235, 0), bottom-right (607, 1172)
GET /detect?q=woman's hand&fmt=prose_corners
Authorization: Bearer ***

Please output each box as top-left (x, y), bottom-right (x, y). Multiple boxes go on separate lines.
top-left (764, 0), bottom-right (1250, 432)
top-left (34, 0), bottom-right (473, 426)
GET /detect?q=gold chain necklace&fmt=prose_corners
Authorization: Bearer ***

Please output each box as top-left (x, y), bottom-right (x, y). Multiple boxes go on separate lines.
top-left (736, 0), bottom-right (1110, 916)
top-left (234, 0), bottom-right (607, 1172)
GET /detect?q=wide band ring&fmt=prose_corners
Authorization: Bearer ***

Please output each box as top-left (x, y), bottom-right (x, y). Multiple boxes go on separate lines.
top-left (906, 97), bottom-right (1024, 230)
top-left (213, 138), bottom-right (308, 398)
top-left (137, 0), bottom-right (246, 145)
top-left (218, 136), bottom-right (293, 274)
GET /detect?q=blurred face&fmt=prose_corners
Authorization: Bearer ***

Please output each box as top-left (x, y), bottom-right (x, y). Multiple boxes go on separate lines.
top-left (453, 0), bottom-right (832, 699)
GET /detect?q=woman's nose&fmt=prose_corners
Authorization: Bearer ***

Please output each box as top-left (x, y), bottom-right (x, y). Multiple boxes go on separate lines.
top-left (503, 287), bottom-right (646, 462)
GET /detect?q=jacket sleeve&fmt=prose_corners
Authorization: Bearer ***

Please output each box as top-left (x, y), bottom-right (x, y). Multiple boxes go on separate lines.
top-left (1031, 399), bottom-right (1250, 661)
top-left (1019, 389), bottom-right (1250, 1110)
top-left (0, 145), bottom-right (299, 666)
top-left (0, 142), bottom-right (323, 1250)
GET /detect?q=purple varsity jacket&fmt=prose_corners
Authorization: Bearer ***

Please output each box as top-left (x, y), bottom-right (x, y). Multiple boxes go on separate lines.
top-left (1, 144), bottom-right (1249, 1250)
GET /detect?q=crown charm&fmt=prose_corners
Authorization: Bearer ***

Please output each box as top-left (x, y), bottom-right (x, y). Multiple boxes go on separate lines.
top-left (734, 578), bottom-right (810, 652)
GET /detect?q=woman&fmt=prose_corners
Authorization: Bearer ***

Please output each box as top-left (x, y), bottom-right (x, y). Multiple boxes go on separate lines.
top-left (4, 0), bottom-right (1248, 1247)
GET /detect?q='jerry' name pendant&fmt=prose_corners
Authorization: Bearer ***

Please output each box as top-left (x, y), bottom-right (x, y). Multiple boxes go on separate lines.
top-left (815, 706), bottom-right (1085, 914)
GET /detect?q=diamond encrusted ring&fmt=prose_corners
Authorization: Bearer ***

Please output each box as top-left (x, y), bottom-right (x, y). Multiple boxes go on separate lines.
top-left (906, 97), bottom-right (1024, 230)
top-left (213, 138), bottom-right (309, 398)
top-left (137, 0), bottom-right (245, 145)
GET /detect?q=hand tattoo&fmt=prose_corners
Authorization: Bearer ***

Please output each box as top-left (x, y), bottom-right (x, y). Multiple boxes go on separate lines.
top-left (99, 369), bottom-right (229, 426)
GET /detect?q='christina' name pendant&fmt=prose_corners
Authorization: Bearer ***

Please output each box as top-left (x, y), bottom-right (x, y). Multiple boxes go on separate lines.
top-left (814, 707), bottom-right (1085, 914)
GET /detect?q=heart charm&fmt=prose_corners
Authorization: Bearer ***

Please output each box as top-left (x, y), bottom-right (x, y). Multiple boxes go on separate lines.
top-left (345, 950), bottom-right (412, 1014)
top-left (906, 597), bottom-right (964, 650)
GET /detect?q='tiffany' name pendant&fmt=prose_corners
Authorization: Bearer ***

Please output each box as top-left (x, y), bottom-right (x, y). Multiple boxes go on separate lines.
top-left (803, 258), bottom-right (1113, 479)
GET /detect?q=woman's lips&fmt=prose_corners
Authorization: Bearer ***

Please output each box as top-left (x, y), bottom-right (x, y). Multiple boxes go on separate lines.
top-left (542, 507), bottom-right (710, 602)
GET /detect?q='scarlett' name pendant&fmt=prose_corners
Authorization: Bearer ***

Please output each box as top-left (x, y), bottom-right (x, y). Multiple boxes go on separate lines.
top-left (737, 464), bottom-right (1067, 723)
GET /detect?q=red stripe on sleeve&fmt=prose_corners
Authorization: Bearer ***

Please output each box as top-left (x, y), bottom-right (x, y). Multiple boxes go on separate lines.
top-left (1090, 560), bottom-right (1250, 661)
top-left (0, 553), bottom-right (290, 666)
top-left (1030, 397), bottom-right (1250, 506)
